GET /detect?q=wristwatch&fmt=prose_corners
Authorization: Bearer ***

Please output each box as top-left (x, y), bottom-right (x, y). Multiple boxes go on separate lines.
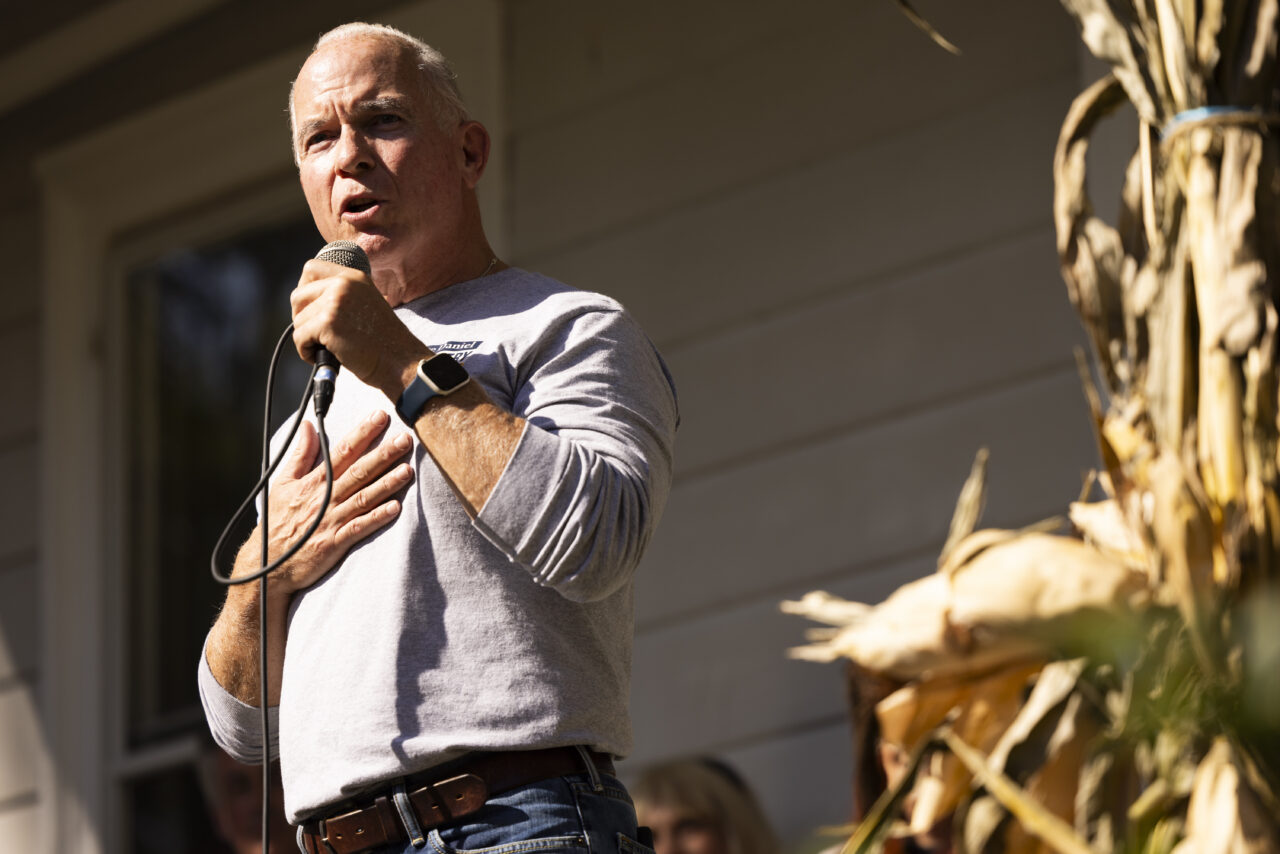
top-left (395, 353), bottom-right (471, 424)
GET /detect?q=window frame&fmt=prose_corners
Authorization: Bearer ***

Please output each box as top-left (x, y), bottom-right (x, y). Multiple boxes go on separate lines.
top-left (106, 188), bottom-right (317, 851)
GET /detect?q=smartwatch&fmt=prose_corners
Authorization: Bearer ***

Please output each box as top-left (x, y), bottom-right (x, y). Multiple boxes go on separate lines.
top-left (395, 353), bottom-right (471, 424)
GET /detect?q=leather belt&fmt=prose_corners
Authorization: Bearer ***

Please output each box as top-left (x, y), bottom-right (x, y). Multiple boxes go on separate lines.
top-left (299, 747), bottom-right (615, 854)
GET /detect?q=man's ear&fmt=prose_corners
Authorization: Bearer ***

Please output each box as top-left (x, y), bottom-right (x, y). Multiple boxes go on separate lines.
top-left (458, 121), bottom-right (490, 188)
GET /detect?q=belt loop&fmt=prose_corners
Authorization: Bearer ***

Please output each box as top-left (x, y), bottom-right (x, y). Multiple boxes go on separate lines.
top-left (575, 745), bottom-right (604, 792)
top-left (392, 782), bottom-right (428, 848)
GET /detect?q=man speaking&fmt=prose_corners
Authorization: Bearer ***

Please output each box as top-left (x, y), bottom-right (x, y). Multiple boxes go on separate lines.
top-left (198, 21), bottom-right (678, 854)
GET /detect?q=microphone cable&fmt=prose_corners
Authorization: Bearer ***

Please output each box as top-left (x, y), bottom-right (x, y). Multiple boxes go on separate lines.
top-left (209, 320), bottom-right (335, 854)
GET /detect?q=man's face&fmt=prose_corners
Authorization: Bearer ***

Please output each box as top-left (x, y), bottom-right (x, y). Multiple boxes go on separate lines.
top-left (291, 36), bottom-right (467, 271)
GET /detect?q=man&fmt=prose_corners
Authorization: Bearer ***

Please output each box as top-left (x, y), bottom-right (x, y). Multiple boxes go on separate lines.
top-left (199, 22), bottom-right (678, 854)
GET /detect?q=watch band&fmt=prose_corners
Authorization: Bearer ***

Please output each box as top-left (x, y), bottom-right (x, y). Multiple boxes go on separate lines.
top-left (395, 353), bottom-right (470, 424)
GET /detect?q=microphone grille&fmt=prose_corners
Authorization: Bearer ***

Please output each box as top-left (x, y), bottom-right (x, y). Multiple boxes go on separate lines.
top-left (316, 240), bottom-right (371, 276)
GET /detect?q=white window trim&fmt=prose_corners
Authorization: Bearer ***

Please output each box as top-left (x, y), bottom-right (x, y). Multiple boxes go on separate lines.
top-left (34, 3), bottom-right (503, 851)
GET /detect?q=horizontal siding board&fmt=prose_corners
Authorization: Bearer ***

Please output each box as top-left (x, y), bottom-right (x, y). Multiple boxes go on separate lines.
top-left (530, 76), bottom-right (1076, 349)
top-left (509, 0), bottom-right (1077, 256)
top-left (722, 722), bottom-right (857, 843)
top-left (631, 600), bottom-right (841, 761)
top-left (630, 556), bottom-right (929, 760)
top-left (0, 564), bottom-right (37, 681)
top-left (635, 370), bottom-right (1098, 626)
top-left (666, 230), bottom-right (1084, 475)
top-left (507, 0), bottom-right (832, 132)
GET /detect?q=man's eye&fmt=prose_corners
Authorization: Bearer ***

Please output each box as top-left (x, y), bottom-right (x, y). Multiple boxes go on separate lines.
top-left (305, 132), bottom-right (332, 148)
top-left (373, 114), bottom-right (401, 126)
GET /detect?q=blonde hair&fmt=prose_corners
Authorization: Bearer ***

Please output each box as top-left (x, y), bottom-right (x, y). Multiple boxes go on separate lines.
top-left (633, 758), bottom-right (780, 854)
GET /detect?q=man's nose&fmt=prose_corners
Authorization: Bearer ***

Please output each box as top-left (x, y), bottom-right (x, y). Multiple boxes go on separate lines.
top-left (335, 128), bottom-right (373, 174)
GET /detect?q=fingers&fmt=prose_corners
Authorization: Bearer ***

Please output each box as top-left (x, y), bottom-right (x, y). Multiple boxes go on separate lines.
top-left (291, 289), bottom-right (332, 365)
top-left (317, 426), bottom-right (414, 561)
top-left (343, 460), bottom-right (414, 514)
top-left (283, 420), bottom-right (319, 479)
top-left (291, 261), bottom-right (358, 364)
top-left (331, 423), bottom-right (414, 503)
top-left (289, 411), bottom-right (410, 498)
top-left (264, 409), bottom-right (414, 594)
top-left (291, 265), bottom-right (423, 392)
top-left (332, 500), bottom-right (402, 553)
top-left (328, 411), bottom-right (396, 480)
top-left (331, 465), bottom-right (413, 549)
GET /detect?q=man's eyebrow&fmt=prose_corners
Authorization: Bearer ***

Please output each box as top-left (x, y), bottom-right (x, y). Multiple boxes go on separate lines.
top-left (295, 116), bottom-right (330, 147)
top-left (356, 96), bottom-right (413, 116)
top-left (294, 97), bottom-right (414, 147)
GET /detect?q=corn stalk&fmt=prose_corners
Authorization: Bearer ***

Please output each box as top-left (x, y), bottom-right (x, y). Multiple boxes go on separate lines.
top-left (786, 2), bottom-right (1280, 851)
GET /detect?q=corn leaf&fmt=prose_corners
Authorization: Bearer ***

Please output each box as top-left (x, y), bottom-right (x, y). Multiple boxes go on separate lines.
top-left (938, 727), bottom-right (1101, 854)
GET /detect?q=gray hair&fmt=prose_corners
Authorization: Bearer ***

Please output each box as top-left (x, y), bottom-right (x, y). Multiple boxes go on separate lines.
top-left (289, 22), bottom-right (470, 160)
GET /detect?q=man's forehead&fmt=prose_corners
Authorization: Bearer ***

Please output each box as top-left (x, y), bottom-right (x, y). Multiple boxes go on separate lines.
top-left (293, 36), bottom-right (421, 111)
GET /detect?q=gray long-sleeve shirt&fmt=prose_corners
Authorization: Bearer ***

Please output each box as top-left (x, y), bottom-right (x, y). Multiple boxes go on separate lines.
top-left (199, 268), bottom-right (678, 822)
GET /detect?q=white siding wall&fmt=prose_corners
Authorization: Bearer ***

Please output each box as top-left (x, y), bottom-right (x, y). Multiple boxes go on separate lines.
top-left (506, 0), bottom-right (1095, 844)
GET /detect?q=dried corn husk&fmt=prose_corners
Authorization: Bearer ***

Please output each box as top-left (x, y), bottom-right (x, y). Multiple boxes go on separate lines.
top-left (808, 2), bottom-right (1280, 850)
top-left (1169, 739), bottom-right (1280, 854)
top-left (782, 533), bottom-right (1149, 681)
top-left (874, 661), bottom-right (1044, 837)
top-left (1068, 498), bottom-right (1148, 570)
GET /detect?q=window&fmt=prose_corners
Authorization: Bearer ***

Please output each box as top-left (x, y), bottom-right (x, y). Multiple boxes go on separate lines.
top-left (117, 213), bottom-right (320, 853)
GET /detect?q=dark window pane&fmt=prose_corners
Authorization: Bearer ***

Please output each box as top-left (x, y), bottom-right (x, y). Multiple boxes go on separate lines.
top-left (123, 752), bottom-right (290, 854)
top-left (124, 216), bottom-right (321, 745)
top-left (124, 763), bottom-right (230, 854)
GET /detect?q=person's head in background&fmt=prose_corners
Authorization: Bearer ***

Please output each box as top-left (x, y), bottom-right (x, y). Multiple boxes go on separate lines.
top-left (197, 739), bottom-right (293, 854)
top-left (633, 757), bottom-right (781, 854)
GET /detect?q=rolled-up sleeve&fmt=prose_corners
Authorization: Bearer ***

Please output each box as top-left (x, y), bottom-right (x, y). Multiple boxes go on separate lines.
top-left (474, 306), bottom-right (678, 602)
top-left (198, 638), bottom-right (279, 763)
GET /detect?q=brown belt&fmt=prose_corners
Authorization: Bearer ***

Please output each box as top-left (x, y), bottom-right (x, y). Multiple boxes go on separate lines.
top-left (298, 747), bottom-right (615, 854)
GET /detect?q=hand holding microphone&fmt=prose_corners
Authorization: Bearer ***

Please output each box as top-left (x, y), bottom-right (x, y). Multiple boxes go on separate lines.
top-left (308, 240), bottom-right (371, 416)
top-left (292, 238), bottom-right (434, 411)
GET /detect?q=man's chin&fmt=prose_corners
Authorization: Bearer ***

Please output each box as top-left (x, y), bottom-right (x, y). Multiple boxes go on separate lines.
top-left (324, 229), bottom-right (391, 258)
top-left (354, 233), bottom-right (397, 261)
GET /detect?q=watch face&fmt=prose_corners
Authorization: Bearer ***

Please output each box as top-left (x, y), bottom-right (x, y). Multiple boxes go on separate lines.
top-left (424, 354), bottom-right (469, 391)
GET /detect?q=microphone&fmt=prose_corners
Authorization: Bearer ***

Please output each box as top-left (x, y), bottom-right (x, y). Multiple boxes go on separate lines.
top-left (310, 240), bottom-right (371, 417)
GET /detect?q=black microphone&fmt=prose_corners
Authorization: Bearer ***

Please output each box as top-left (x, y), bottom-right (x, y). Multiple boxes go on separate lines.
top-left (310, 240), bottom-right (371, 417)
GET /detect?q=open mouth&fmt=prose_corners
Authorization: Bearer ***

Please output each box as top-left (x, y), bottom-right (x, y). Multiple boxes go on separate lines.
top-left (345, 199), bottom-right (378, 214)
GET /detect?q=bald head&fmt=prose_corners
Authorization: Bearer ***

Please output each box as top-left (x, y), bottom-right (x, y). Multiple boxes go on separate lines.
top-left (289, 23), bottom-right (468, 161)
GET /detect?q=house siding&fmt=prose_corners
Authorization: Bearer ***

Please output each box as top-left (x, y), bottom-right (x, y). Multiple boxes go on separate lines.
top-left (507, 0), bottom-right (1095, 841)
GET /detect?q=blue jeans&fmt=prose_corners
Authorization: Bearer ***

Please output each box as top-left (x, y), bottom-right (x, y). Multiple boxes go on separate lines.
top-left (306, 772), bottom-right (652, 854)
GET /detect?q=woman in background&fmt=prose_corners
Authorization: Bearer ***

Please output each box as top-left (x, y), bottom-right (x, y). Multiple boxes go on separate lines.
top-left (633, 758), bottom-right (781, 854)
